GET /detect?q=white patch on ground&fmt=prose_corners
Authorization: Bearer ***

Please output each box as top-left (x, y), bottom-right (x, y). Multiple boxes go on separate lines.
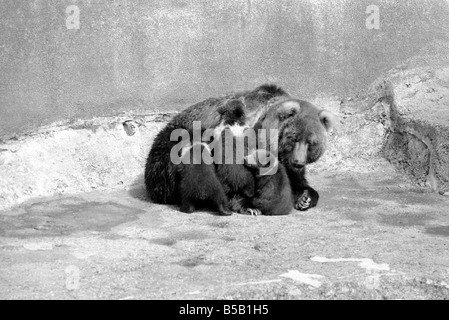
top-left (310, 256), bottom-right (390, 272)
top-left (23, 242), bottom-right (53, 251)
top-left (234, 279), bottom-right (282, 286)
top-left (187, 290), bottom-right (202, 294)
top-left (311, 256), bottom-right (392, 291)
top-left (279, 270), bottom-right (324, 288)
top-left (71, 250), bottom-right (97, 259)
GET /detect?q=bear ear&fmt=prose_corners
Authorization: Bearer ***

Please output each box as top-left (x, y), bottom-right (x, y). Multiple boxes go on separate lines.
top-left (319, 110), bottom-right (337, 134)
top-left (278, 100), bottom-right (301, 121)
top-left (218, 99), bottom-right (245, 118)
top-left (229, 100), bottom-right (245, 119)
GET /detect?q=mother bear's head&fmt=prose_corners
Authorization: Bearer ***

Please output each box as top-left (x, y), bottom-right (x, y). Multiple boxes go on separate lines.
top-left (253, 98), bottom-right (336, 171)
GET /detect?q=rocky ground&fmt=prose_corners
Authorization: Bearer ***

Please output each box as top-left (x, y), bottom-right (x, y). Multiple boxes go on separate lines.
top-left (0, 164), bottom-right (448, 299)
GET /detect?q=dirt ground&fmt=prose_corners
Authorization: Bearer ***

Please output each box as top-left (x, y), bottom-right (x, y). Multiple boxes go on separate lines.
top-left (1, 159), bottom-right (448, 300)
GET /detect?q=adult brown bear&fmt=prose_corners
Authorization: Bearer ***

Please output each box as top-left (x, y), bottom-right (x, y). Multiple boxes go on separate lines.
top-left (144, 84), bottom-right (334, 212)
top-left (253, 98), bottom-right (335, 211)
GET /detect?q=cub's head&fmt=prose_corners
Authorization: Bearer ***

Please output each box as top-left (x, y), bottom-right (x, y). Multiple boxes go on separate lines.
top-left (217, 99), bottom-right (246, 126)
top-left (254, 99), bottom-right (336, 170)
top-left (213, 99), bottom-right (248, 140)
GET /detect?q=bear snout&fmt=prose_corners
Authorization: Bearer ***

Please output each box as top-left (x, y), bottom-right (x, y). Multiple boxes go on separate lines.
top-left (290, 142), bottom-right (308, 169)
top-left (290, 159), bottom-right (306, 169)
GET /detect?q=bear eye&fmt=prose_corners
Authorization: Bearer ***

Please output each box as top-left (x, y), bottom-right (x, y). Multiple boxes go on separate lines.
top-left (307, 138), bottom-right (317, 146)
top-left (307, 141), bottom-right (317, 150)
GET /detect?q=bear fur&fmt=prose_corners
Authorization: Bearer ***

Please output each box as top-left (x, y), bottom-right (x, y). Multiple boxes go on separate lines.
top-left (244, 149), bottom-right (293, 216)
top-left (253, 98), bottom-right (335, 211)
top-left (176, 142), bottom-right (232, 216)
top-left (145, 84), bottom-right (335, 213)
top-left (213, 100), bottom-right (256, 213)
top-left (145, 84), bottom-right (289, 205)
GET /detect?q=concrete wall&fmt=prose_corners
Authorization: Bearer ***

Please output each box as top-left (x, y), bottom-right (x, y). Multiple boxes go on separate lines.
top-left (1, 0), bottom-right (449, 139)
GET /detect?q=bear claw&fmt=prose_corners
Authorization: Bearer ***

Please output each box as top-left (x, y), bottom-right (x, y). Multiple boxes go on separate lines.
top-left (295, 196), bottom-right (311, 211)
top-left (294, 188), bottom-right (319, 211)
top-left (245, 208), bottom-right (262, 216)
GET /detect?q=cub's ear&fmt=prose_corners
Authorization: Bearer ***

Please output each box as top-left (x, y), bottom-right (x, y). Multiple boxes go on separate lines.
top-left (218, 99), bottom-right (245, 118)
top-left (278, 100), bottom-right (301, 121)
top-left (319, 110), bottom-right (337, 134)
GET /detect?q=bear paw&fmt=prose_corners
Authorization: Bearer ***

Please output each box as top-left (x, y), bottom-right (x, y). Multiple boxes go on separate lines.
top-left (218, 205), bottom-right (233, 216)
top-left (219, 210), bottom-right (233, 216)
top-left (245, 208), bottom-right (262, 216)
top-left (180, 203), bottom-right (195, 213)
top-left (294, 188), bottom-right (319, 211)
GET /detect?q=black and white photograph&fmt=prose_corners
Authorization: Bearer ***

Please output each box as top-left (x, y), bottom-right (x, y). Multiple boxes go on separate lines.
top-left (0, 0), bottom-right (449, 303)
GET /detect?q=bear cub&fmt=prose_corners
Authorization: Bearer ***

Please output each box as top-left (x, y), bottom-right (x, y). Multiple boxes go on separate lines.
top-left (176, 142), bottom-right (232, 216)
top-left (243, 149), bottom-right (293, 216)
top-left (213, 99), bottom-right (256, 213)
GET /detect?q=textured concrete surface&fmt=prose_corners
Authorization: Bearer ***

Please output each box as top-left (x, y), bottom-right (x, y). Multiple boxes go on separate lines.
top-left (383, 66), bottom-right (449, 195)
top-left (1, 0), bottom-right (449, 139)
top-left (1, 166), bottom-right (449, 299)
top-left (0, 112), bottom-right (171, 211)
top-left (341, 63), bottom-right (449, 195)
